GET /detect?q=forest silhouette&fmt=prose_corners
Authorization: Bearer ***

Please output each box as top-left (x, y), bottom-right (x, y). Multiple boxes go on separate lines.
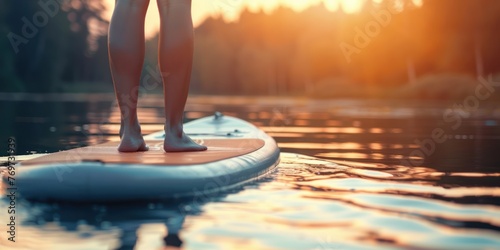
top-left (1, 0), bottom-right (500, 101)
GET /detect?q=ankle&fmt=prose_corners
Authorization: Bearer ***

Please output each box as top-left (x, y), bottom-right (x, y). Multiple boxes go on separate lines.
top-left (164, 122), bottom-right (183, 132)
top-left (121, 122), bottom-right (141, 133)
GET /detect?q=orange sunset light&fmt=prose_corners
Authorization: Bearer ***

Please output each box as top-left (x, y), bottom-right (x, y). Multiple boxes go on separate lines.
top-left (104, 0), bottom-right (372, 38)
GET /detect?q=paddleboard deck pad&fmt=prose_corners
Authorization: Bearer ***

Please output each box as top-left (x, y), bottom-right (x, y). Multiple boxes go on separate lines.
top-left (7, 115), bottom-right (280, 202)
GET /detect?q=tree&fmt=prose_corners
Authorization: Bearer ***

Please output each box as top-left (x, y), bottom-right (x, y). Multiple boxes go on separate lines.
top-left (1, 0), bottom-right (110, 93)
top-left (0, 0), bottom-right (24, 92)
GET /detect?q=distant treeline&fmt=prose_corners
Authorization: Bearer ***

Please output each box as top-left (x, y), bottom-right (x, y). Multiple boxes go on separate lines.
top-left (188, 0), bottom-right (500, 97)
top-left (0, 0), bottom-right (110, 93)
top-left (2, 0), bottom-right (500, 98)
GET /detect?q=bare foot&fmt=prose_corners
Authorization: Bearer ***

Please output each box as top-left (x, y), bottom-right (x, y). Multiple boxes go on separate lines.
top-left (164, 129), bottom-right (207, 152)
top-left (118, 122), bottom-right (149, 152)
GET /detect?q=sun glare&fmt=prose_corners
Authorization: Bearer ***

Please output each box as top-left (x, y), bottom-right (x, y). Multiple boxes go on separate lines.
top-left (339, 0), bottom-right (364, 13)
top-left (103, 0), bottom-right (422, 38)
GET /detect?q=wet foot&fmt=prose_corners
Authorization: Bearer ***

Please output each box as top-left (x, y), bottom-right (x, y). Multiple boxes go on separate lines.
top-left (164, 130), bottom-right (207, 152)
top-left (118, 122), bottom-right (149, 152)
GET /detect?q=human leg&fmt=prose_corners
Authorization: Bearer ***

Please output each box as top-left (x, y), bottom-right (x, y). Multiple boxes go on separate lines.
top-left (157, 0), bottom-right (207, 152)
top-left (108, 0), bottom-right (150, 152)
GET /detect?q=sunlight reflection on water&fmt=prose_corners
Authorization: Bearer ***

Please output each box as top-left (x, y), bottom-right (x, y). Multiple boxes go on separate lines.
top-left (2, 153), bottom-right (498, 249)
top-left (179, 153), bottom-right (500, 250)
top-left (1, 97), bottom-right (500, 249)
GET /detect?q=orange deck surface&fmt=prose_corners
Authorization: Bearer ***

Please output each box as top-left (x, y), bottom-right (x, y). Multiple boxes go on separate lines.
top-left (21, 139), bottom-right (265, 166)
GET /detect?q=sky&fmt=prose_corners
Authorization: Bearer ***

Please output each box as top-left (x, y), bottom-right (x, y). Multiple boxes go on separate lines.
top-left (104, 0), bottom-right (367, 38)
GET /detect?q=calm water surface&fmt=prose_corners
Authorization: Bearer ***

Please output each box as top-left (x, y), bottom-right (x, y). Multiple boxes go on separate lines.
top-left (1, 96), bottom-right (500, 250)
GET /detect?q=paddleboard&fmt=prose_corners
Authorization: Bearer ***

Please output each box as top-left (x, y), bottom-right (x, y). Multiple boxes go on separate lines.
top-left (6, 114), bottom-right (280, 202)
